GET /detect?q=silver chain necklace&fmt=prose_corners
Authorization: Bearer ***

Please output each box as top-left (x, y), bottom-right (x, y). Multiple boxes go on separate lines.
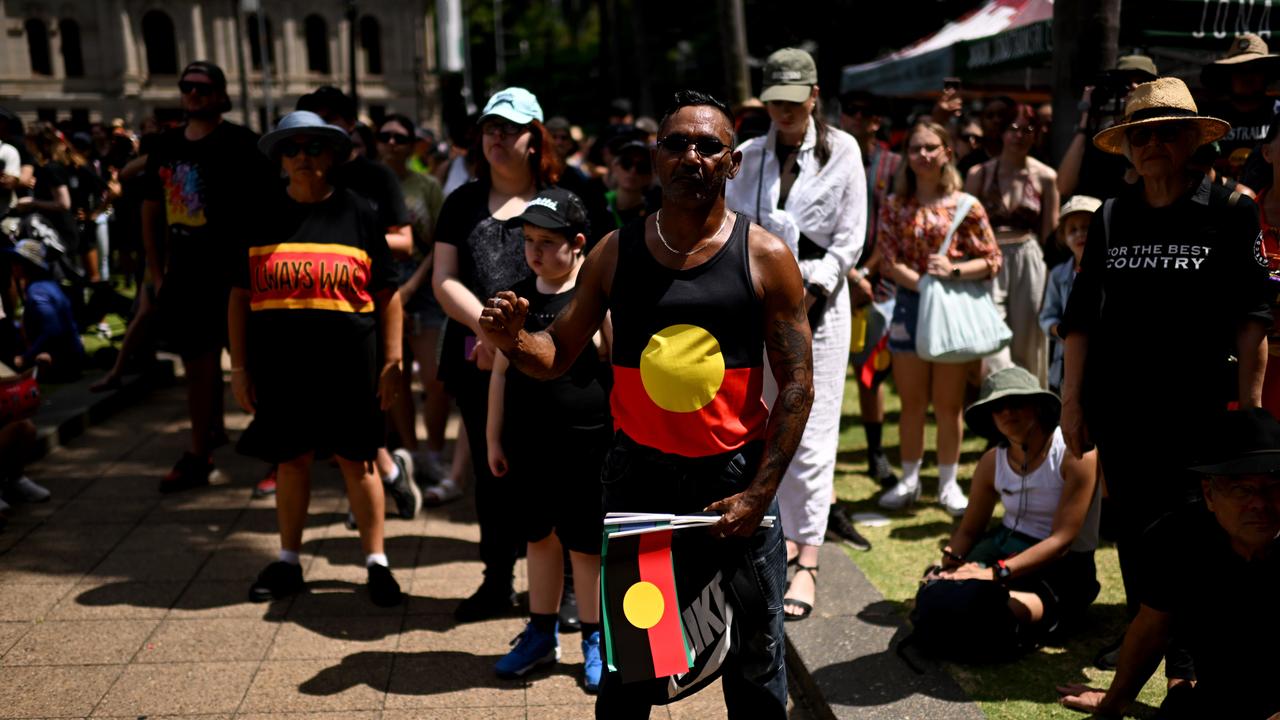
top-left (655, 210), bottom-right (729, 256)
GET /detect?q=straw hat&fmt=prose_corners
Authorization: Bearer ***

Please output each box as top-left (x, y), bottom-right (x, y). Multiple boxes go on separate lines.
top-left (1092, 78), bottom-right (1230, 155)
top-left (1201, 32), bottom-right (1280, 87)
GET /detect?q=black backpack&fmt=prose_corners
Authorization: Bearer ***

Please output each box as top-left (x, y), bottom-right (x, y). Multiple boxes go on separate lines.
top-left (902, 578), bottom-right (1028, 664)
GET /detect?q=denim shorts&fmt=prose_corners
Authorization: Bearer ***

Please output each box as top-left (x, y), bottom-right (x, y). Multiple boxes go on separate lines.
top-left (887, 288), bottom-right (920, 353)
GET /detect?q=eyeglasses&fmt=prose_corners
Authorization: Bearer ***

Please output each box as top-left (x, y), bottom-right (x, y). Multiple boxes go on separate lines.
top-left (481, 121), bottom-right (528, 139)
top-left (906, 143), bottom-right (944, 157)
top-left (617, 156), bottom-right (652, 174)
top-left (1004, 123), bottom-right (1037, 137)
top-left (178, 81), bottom-right (214, 97)
top-left (1211, 479), bottom-right (1280, 503)
top-left (961, 133), bottom-right (982, 143)
top-left (1127, 123), bottom-right (1190, 147)
top-left (657, 134), bottom-right (728, 158)
top-left (378, 131), bottom-right (413, 145)
top-left (278, 140), bottom-right (329, 158)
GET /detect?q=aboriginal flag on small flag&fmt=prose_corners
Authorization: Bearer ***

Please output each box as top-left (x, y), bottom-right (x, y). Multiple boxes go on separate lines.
top-left (601, 528), bottom-right (692, 683)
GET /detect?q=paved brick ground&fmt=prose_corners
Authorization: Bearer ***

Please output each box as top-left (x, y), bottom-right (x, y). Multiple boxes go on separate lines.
top-left (0, 384), bottom-right (812, 719)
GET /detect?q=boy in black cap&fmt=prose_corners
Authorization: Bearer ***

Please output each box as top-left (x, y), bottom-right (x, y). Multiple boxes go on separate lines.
top-left (485, 188), bottom-right (610, 692)
top-left (143, 60), bottom-right (275, 492)
top-left (1058, 408), bottom-right (1280, 720)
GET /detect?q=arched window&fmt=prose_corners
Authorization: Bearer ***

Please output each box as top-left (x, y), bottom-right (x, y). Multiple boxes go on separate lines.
top-left (25, 19), bottom-right (52, 76)
top-left (59, 19), bottom-right (84, 78)
top-left (246, 13), bottom-right (275, 70)
top-left (304, 15), bottom-right (330, 74)
top-left (359, 15), bottom-right (382, 75)
top-left (142, 10), bottom-right (178, 76)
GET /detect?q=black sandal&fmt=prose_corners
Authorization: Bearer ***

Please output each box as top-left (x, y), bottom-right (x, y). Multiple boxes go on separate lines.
top-left (783, 564), bottom-right (818, 622)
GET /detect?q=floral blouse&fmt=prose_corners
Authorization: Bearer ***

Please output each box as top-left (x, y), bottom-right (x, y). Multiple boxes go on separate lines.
top-left (877, 192), bottom-right (1002, 277)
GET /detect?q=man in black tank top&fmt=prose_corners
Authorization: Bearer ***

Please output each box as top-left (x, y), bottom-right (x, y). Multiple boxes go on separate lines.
top-left (479, 91), bottom-right (813, 719)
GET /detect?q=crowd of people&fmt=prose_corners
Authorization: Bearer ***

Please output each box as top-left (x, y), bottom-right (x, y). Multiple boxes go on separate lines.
top-left (0, 28), bottom-right (1277, 720)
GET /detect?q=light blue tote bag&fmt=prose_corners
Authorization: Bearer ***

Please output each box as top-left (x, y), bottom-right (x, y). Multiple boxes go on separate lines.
top-left (914, 193), bottom-right (1012, 363)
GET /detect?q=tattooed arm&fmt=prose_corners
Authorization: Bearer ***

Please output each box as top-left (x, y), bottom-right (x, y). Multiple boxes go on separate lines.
top-left (708, 225), bottom-right (814, 538)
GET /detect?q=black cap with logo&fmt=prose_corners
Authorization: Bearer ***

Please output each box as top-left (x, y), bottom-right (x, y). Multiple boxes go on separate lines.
top-left (509, 188), bottom-right (589, 238)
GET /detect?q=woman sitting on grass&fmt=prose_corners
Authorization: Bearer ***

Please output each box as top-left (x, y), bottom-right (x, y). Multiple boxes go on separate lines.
top-left (925, 367), bottom-right (1100, 647)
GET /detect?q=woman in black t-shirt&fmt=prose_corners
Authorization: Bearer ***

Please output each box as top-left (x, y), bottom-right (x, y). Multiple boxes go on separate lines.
top-left (13, 124), bottom-right (78, 256)
top-left (229, 111), bottom-right (405, 608)
top-left (431, 87), bottom-right (562, 621)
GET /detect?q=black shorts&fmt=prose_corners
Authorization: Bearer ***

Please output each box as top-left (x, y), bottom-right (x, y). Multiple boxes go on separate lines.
top-left (504, 424), bottom-right (609, 554)
top-left (155, 275), bottom-right (229, 357)
top-left (235, 362), bottom-right (384, 464)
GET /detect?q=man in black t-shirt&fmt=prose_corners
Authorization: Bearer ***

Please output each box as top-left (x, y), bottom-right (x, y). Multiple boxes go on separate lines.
top-left (1058, 408), bottom-right (1280, 720)
top-left (142, 62), bottom-right (274, 492)
top-left (1201, 33), bottom-right (1280, 182)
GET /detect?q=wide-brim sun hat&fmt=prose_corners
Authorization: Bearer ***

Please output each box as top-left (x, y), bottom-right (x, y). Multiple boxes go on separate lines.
top-left (1188, 407), bottom-right (1280, 475)
top-left (963, 367), bottom-right (1061, 441)
top-left (761, 48), bottom-right (817, 104)
top-left (2, 240), bottom-right (49, 272)
top-left (1093, 77), bottom-right (1231, 155)
top-left (480, 87), bottom-right (544, 126)
top-left (258, 110), bottom-right (352, 160)
top-left (1201, 32), bottom-right (1280, 88)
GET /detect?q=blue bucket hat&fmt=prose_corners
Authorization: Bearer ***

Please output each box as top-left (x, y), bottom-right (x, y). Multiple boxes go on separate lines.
top-left (480, 87), bottom-right (544, 125)
top-left (258, 110), bottom-right (352, 160)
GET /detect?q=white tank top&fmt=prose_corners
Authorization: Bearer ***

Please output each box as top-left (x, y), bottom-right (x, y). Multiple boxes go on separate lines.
top-left (994, 427), bottom-right (1101, 553)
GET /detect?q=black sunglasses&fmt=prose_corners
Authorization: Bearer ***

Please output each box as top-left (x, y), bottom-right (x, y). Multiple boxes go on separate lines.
top-left (378, 131), bottom-right (413, 145)
top-left (179, 81), bottom-right (215, 97)
top-left (278, 139), bottom-right (329, 158)
top-left (657, 134), bottom-right (728, 158)
top-left (618, 156), bottom-right (652, 173)
top-left (1127, 123), bottom-right (1190, 147)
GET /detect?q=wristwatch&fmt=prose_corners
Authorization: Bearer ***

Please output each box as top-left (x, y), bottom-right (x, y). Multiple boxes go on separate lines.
top-left (950, 266), bottom-right (962, 278)
top-left (994, 559), bottom-right (1012, 584)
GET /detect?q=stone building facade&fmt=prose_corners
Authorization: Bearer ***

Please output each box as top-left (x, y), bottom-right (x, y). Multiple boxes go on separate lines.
top-left (0, 0), bottom-right (441, 132)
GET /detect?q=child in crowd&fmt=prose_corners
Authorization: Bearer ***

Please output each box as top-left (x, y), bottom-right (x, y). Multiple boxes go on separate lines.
top-left (485, 188), bottom-right (610, 692)
top-left (1039, 196), bottom-right (1100, 394)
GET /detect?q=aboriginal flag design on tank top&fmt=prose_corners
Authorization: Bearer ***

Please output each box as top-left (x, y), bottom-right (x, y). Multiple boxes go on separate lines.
top-left (609, 215), bottom-right (768, 458)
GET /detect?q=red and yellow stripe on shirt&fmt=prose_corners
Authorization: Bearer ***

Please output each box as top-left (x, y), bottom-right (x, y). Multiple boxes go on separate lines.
top-left (248, 242), bottom-right (374, 313)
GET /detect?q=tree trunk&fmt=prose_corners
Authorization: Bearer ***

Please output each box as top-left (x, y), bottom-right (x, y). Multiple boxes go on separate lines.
top-left (1051, 0), bottom-right (1120, 165)
top-left (718, 0), bottom-right (750, 107)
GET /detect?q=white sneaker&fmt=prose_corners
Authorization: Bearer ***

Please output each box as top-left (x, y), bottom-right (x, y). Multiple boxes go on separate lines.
top-left (6, 476), bottom-right (50, 503)
top-left (938, 481), bottom-right (969, 517)
top-left (878, 480), bottom-right (920, 510)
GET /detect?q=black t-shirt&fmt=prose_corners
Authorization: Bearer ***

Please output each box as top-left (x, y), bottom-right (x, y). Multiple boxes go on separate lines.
top-left (143, 122), bottom-right (272, 284)
top-left (503, 275), bottom-right (610, 436)
top-left (1075, 141), bottom-right (1133, 201)
top-left (32, 162), bottom-right (78, 245)
top-left (1210, 99), bottom-right (1277, 179)
top-left (1063, 175), bottom-right (1272, 448)
top-left (67, 163), bottom-right (106, 216)
top-left (434, 179), bottom-right (532, 300)
top-left (235, 188), bottom-right (396, 386)
top-left (1141, 505), bottom-right (1280, 719)
top-left (331, 154), bottom-right (410, 231)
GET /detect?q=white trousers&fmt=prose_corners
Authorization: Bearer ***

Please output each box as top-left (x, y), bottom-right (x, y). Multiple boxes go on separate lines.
top-left (764, 279), bottom-right (851, 546)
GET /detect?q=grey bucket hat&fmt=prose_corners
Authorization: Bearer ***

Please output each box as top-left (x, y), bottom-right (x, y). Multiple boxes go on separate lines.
top-left (258, 110), bottom-right (352, 160)
top-left (964, 367), bottom-right (1061, 441)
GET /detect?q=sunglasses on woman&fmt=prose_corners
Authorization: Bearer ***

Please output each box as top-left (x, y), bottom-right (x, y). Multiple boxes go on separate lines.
top-left (656, 134), bottom-right (728, 157)
top-left (481, 121), bottom-right (528, 139)
top-left (278, 140), bottom-right (329, 158)
top-left (378, 131), bottom-right (413, 145)
top-left (618, 156), bottom-right (652, 174)
top-left (1127, 123), bottom-right (1189, 147)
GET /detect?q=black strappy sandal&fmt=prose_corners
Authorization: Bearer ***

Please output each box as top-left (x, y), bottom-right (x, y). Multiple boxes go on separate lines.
top-left (783, 564), bottom-right (818, 622)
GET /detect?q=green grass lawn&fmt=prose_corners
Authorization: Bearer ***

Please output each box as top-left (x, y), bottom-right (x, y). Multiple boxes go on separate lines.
top-left (833, 375), bottom-right (1167, 719)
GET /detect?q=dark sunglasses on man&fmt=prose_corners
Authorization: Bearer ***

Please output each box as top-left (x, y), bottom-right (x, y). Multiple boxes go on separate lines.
top-left (378, 131), bottom-right (413, 145)
top-left (179, 81), bottom-right (215, 97)
top-left (278, 139), bottom-right (329, 158)
top-left (657, 134), bottom-right (728, 158)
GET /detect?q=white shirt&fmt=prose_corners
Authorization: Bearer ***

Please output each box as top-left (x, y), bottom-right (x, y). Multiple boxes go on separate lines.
top-left (726, 121), bottom-right (866, 295)
top-left (0, 141), bottom-right (20, 208)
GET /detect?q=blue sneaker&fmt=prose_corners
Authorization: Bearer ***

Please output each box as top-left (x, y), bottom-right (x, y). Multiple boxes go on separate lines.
top-left (582, 630), bottom-right (603, 693)
top-left (495, 622), bottom-right (559, 679)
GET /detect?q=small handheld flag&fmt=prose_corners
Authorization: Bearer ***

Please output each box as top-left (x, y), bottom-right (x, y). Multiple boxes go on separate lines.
top-left (601, 527), bottom-right (692, 683)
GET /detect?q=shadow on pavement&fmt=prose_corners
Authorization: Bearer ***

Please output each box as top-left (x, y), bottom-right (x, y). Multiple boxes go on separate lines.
top-left (298, 649), bottom-right (582, 697)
